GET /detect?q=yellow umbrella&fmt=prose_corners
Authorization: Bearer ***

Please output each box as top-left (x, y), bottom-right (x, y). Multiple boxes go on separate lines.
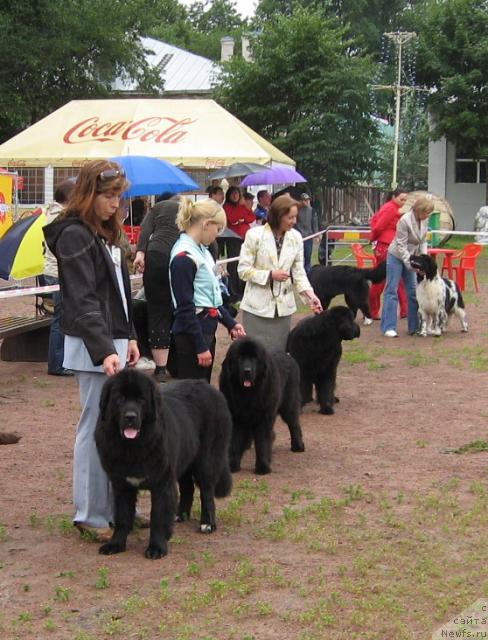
top-left (0, 210), bottom-right (46, 280)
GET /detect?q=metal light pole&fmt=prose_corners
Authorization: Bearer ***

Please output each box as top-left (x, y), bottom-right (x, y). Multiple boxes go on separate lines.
top-left (371, 31), bottom-right (417, 189)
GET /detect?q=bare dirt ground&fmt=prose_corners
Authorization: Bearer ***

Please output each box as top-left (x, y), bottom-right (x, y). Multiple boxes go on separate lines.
top-left (0, 284), bottom-right (487, 640)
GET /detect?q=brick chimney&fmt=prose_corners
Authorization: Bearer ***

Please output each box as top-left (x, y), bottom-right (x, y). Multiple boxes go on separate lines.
top-left (220, 36), bottom-right (235, 62)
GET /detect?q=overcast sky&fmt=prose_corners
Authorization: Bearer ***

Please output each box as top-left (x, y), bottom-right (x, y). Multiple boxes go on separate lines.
top-left (179, 0), bottom-right (257, 19)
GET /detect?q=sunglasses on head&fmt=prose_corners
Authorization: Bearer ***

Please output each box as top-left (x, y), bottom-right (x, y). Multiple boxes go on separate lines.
top-left (98, 168), bottom-right (126, 181)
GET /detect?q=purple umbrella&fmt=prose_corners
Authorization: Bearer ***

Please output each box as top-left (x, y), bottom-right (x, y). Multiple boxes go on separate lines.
top-left (240, 166), bottom-right (307, 186)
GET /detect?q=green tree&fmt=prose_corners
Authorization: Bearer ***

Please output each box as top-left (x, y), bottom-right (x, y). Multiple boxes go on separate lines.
top-left (214, 8), bottom-right (379, 190)
top-left (414, 0), bottom-right (488, 200)
top-left (256, 0), bottom-right (416, 57)
top-left (0, 0), bottom-right (163, 142)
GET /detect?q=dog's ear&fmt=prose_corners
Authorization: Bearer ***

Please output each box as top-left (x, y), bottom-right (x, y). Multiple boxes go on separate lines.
top-left (98, 378), bottom-right (113, 421)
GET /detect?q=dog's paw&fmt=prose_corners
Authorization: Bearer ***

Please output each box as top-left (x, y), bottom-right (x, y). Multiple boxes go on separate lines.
top-left (291, 440), bottom-right (305, 452)
top-left (99, 542), bottom-right (125, 555)
top-left (175, 511), bottom-right (190, 522)
top-left (255, 464), bottom-right (271, 475)
top-left (319, 406), bottom-right (335, 415)
top-left (144, 543), bottom-right (167, 559)
top-left (199, 523), bottom-right (216, 534)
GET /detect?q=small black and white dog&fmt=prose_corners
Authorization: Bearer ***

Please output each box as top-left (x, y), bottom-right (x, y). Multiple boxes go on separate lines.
top-left (410, 254), bottom-right (468, 336)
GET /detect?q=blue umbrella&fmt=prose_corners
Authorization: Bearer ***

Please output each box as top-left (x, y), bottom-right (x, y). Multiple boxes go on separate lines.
top-left (110, 155), bottom-right (199, 196)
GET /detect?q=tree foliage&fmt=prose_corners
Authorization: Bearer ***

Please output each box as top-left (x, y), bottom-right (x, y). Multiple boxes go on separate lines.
top-left (0, 0), bottom-right (164, 143)
top-left (148, 0), bottom-right (246, 60)
top-left (215, 8), bottom-right (379, 189)
top-left (413, 0), bottom-right (488, 162)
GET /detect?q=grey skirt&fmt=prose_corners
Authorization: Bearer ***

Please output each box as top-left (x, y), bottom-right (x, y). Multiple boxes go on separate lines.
top-left (242, 310), bottom-right (291, 353)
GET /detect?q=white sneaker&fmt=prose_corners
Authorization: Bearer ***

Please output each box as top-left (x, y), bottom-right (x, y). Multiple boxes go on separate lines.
top-left (135, 356), bottom-right (156, 370)
top-left (363, 317), bottom-right (373, 326)
top-left (384, 330), bottom-right (398, 338)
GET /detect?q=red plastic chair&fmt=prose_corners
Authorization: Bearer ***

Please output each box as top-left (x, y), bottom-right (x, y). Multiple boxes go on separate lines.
top-left (447, 243), bottom-right (483, 292)
top-left (350, 243), bottom-right (377, 268)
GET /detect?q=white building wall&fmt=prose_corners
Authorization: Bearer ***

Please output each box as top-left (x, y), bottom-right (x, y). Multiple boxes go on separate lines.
top-left (429, 136), bottom-right (485, 231)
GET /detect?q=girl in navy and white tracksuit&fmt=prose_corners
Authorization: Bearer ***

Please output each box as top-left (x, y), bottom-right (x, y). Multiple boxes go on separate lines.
top-left (169, 198), bottom-right (245, 381)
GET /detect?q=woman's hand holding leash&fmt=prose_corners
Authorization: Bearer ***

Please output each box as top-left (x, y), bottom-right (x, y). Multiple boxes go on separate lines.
top-left (126, 340), bottom-right (140, 366)
top-left (230, 323), bottom-right (246, 340)
top-left (103, 354), bottom-right (121, 376)
top-left (304, 290), bottom-right (323, 314)
top-left (271, 269), bottom-right (290, 282)
top-left (197, 350), bottom-right (213, 368)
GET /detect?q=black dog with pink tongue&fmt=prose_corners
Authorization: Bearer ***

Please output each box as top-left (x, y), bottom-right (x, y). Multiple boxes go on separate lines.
top-left (95, 369), bottom-right (232, 559)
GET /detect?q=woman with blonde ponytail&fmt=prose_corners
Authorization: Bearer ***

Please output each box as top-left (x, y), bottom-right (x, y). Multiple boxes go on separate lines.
top-left (169, 198), bottom-right (245, 380)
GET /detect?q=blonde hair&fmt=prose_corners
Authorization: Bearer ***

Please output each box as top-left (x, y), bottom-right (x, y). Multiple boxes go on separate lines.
top-left (176, 197), bottom-right (227, 232)
top-left (412, 196), bottom-right (435, 217)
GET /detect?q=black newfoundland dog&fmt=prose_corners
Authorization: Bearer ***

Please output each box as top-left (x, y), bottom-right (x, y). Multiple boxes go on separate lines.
top-left (219, 337), bottom-right (304, 475)
top-left (309, 262), bottom-right (386, 323)
top-left (95, 369), bottom-right (232, 559)
top-left (287, 306), bottom-right (360, 415)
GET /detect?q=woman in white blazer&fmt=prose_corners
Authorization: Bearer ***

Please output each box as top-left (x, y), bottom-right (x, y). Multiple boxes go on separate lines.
top-left (237, 194), bottom-right (322, 351)
top-left (381, 196), bottom-right (434, 337)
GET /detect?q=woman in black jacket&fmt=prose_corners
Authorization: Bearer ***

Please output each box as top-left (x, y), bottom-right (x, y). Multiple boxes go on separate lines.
top-left (44, 159), bottom-right (139, 542)
top-left (133, 193), bottom-right (180, 382)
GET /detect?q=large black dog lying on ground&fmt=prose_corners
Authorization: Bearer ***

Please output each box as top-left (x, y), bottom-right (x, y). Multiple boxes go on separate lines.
top-left (309, 262), bottom-right (386, 324)
top-left (287, 306), bottom-right (360, 415)
top-left (219, 337), bottom-right (304, 475)
top-left (95, 369), bottom-right (232, 559)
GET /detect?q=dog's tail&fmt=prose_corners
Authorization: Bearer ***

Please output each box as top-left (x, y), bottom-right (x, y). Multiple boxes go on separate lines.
top-left (215, 464), bottom-right (232, 498)
top-left (359, 261), bottom-right (386, 284)
top-left (0, 432), bottom-right (21, 445)
top-left (456, 284), bottom-right (466, 309)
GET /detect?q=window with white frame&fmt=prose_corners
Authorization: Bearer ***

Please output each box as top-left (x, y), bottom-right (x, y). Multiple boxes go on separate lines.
top-left (455, 156), bottom-right (486, 184)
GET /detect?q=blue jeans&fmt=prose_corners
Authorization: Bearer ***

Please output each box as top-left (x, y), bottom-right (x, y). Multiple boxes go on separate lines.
top-left (303, 238), bottom-right (313, 275)
top-left (380, 253), bottom-right (419, 334)
top-left (43, 275), bottom-right (65, 373)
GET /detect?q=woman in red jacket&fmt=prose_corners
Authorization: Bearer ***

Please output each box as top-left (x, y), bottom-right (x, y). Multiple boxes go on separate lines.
top-left (369, 189), bottom-right (409, 320)
top-left (222, 186), bottom-right (256, 301)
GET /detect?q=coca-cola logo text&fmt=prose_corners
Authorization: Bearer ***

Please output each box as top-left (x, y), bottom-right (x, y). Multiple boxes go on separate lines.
top-left (63, 116), bottom-right (196, 145)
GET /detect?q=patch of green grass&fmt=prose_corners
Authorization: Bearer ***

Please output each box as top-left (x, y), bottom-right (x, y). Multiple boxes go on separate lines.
top-left (219, 478), bottom-right (269, 527)
top-left (53, 585), bottom-right (71, 602)
top-left (452, 439), bottom-right (488, 454)
top-left (43, 618), bottom-right (56, 632)
top-left (122, 594), bottom-right (147, 613)
top-left (32, 378), bottom-right (49, 388)
top-left (95, 567), bottom-right (110, 589)
top-left (0, 523), bottom-right (7, 542)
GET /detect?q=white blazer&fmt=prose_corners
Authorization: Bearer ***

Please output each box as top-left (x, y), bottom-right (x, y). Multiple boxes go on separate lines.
top-left (389, 209), bottom-right (429, 268)
top-left (237, 224), bottom-right (312, 318)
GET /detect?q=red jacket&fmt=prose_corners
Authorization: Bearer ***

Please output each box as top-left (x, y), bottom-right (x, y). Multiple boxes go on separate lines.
top-left (370, 199), bottom-right (403, 245)
top-left (224, 202), bottom-right (255, 240)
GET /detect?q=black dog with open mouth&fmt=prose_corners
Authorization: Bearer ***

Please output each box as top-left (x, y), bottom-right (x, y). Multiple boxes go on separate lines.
top-left (219, 337), bottom-right (304, 475)
top-left (95, 369), bottom-right (232, 559)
